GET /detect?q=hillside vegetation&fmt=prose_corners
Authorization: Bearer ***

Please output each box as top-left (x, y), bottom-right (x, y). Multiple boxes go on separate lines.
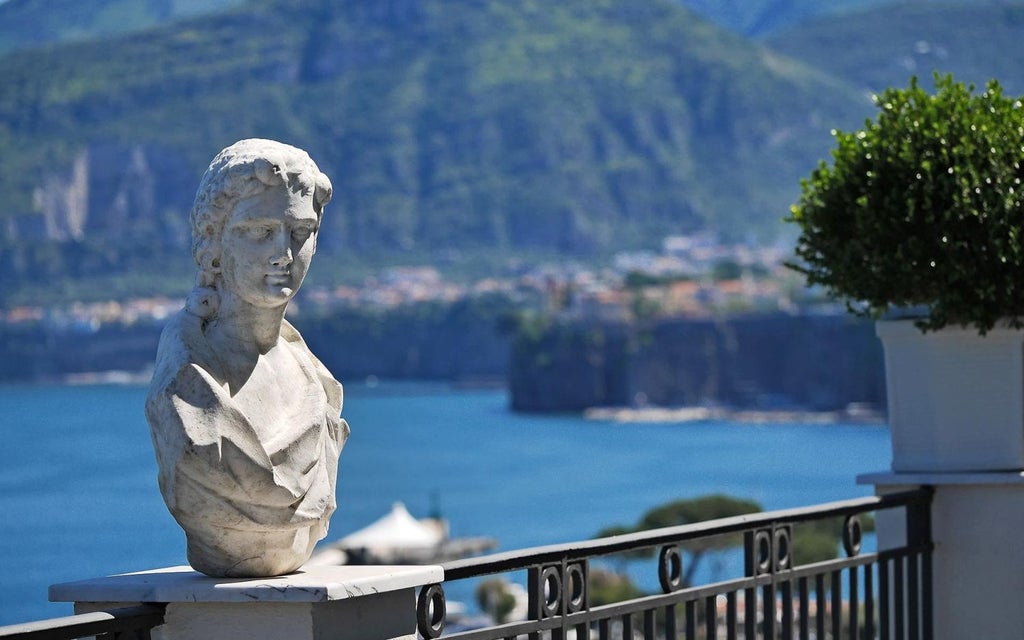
top-left (0, 0), bottom-right (868, 303)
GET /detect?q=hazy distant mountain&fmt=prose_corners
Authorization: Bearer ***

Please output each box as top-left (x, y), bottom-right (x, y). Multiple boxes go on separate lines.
top-left (0, 0), bottom-right (896, 55)
top-left (0, 0), bottom-right (866, 302)
top-left (0, 0), bottom-right (245, 56)
top-left (675, 0), bottom-right (892, 36)
top-left (765, 2), bottom-right (1024, 94)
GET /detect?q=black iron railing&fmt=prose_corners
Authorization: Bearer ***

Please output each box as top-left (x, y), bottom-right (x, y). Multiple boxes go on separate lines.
top-left (0, 489), bottom-right (932, 640)
top-left (417, 488), bottom-right (933, 640)
top-left (0, 605), bottom-right (165, 640)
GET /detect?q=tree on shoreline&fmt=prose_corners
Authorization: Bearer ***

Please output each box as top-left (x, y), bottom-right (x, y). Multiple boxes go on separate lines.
top-left (595, 493), bottom-right (872, 592)
top-left (597, 494), bottom-right (762, 588)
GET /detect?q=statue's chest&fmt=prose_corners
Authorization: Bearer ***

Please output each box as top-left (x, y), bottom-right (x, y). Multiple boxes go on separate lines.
top-left (231, 347), bottom-right (324, 459)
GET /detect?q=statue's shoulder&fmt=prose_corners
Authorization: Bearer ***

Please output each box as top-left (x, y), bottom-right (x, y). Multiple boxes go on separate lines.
top-left (149, 310), bottom-right (220, 398)
top-left (280, 319), bottom-right (343, 413)
top-left (156, 309), bottom-right (188, 350)
top-left (280, 318), bottom-right (318, 356)
top-left (279, 318), bottom-right (304, 345)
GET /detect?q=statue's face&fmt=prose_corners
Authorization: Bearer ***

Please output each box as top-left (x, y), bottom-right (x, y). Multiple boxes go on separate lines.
top-left (220, 185), bottom-right (319, 309)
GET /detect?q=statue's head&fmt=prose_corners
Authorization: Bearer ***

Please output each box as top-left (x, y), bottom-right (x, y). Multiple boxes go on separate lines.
top-left (187, 139), bottom-right (333, 318)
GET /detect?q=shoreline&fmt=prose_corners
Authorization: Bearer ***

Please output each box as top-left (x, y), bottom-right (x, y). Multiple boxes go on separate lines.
top-left (583, 405), bottom-right (886, 425)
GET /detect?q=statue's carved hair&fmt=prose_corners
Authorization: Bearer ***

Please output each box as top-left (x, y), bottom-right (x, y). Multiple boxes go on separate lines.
top-left (187, 139), bottom-right (332, 319)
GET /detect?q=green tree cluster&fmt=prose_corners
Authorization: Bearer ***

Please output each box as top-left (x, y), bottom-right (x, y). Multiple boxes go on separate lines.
top-left (475, 579), bottom-right (518, 624)
top-left (788, 74), bottom-right (1024, 333)
top-left (596, 494), bottom-right (875, 591)
top-left (597, 494), bottom-right (762, 588)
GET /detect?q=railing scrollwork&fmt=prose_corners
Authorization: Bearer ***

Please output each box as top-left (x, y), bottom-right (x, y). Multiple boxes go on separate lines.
top-left (657, 545), bottom-right (684, 593)
top-left (0, 489), bottom-right (937, 640)
top-left (423, 488), bottom-right (932, 640)
top-left (416, 582), bottom-right (446, 639)
top-left (745, 524), bottom-right (792, 576)
top-left (529, 560), bottom-right (589, 619)
top-left (844, 514), bottom-right (863, 556)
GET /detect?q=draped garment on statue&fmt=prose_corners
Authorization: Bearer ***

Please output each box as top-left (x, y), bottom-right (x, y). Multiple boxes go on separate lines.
top-left (145, 310), bottom-right (348, 577)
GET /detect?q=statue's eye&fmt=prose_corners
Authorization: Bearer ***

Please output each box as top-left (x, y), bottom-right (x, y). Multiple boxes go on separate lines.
top-left (292, 226), bottom-right (314, 242)
top-left (243, 225), bottom-right (274, 240)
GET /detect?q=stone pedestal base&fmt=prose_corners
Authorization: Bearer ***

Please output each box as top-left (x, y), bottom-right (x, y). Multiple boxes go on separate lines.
top-left (861, 471), bottom-right (1024, 640)
top-left (50, 564), bottom-right (443, 640)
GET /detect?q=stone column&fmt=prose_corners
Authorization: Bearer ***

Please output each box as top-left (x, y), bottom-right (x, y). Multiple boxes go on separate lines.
top-left (50, 564), bottom-right (443, 640)
top-left (860, 471), bottom-right (1024, 640)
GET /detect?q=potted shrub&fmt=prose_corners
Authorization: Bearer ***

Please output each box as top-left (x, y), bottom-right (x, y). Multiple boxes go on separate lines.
top-left (787, 74), bottom-right (1024, 472)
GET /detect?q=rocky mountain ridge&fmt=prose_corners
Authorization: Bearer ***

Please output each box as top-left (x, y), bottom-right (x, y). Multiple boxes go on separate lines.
top-left (0, 0), bottom-right (872, 303)
top-left (1, 0), bottom-right (1022, 304)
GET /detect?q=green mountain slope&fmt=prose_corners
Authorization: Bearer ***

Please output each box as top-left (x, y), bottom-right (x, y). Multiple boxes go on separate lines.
top-left (0, 0), bottom-right (245, 55)
top-left (764, 2), bottom-right (1024, 94)
top-left (0, 0), bottom-right (867, 302)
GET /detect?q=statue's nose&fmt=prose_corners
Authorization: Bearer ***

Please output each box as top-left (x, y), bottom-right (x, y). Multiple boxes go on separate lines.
top-left (270, 233), bottom-right (293, 267)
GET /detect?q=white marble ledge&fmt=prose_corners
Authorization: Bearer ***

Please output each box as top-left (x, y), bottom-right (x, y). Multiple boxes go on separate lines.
top-left (50, 564), bottom-right (444, 605)
top-left (859, 470), bottom-right (1024, 487)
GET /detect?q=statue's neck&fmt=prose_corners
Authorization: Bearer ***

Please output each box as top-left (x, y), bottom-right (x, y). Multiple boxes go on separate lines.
top-left (206, 295), bottom-right (288, 360)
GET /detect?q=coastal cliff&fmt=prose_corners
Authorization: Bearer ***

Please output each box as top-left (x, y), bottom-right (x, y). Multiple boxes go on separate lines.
top-left (508, 314), bottom-right (884, 413)
top-left (0, 309), bottom-right (884, 416)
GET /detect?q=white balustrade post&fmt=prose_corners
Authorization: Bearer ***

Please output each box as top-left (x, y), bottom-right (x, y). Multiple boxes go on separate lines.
top-left (861, 472), bottom-right (1024, 640)
top-left (865, 320), bottom-right (1024, 638)
top-left (50, 564), bottom-right (443, 640)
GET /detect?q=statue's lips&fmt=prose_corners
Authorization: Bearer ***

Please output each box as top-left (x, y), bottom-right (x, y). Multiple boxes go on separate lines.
top-left (265, 272), bottom-right (291, 286)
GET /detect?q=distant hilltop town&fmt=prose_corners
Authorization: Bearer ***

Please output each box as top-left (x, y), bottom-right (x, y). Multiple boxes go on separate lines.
top-left (0, 234), bottom-right (880, 417)
top-left (2, 234), bottom-right (827, 332)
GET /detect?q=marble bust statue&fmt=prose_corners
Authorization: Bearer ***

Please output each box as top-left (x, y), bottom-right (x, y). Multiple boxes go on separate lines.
top-left (146, 139), bottom-right (349, 578)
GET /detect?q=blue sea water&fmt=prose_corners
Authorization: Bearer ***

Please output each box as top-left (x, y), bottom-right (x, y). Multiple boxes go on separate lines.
top-left (0, 382), bottom-right (890, 625)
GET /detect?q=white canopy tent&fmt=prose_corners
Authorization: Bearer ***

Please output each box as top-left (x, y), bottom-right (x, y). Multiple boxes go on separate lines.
top-left (308, 501), bottom-right (496, 566)
top-left (337, 502), bottom-right (443, 551)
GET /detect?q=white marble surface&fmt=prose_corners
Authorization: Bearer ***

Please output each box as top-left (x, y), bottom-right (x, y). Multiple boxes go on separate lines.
top-left (146, 139), bottom-right (348, 577)
top-left (859, 470), bottom-right (1024, 486)
top-left (50, 565), bottom-right (443, 604)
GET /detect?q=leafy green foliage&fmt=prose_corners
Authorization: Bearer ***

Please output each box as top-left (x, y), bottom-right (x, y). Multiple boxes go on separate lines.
top-left (599, 494), bottom-right (762, 587)
top-left (475, 579), bottom-right (519, 624)
top-left (710, 259), bottom-right (743, 282)
top-left (598, 495), bottom-right (880, 586)
top-left (792, 514), bottom-right (876, 565)
top-left (787, 74), bottom-right (1024, 333)
top-left (636, 494), bottom-right (762, 529)
top-left (588, 568), bottom-right (645, 607)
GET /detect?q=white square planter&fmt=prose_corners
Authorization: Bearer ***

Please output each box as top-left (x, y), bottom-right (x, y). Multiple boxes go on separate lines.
top-left (877, 320), bottom-right (1024, 472)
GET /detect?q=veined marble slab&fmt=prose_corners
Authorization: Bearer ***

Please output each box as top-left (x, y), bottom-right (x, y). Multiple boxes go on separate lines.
top-left (50, 565), bottom-right (443, 604)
